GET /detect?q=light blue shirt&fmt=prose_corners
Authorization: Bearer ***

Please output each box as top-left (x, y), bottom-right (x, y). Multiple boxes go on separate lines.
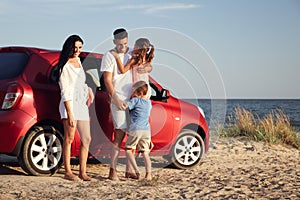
top-left (126, 97), bottom-right (152, 132)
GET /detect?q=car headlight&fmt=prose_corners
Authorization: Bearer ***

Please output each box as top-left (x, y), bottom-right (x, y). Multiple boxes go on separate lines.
top-left (197, 106), bottom-right (205, 118)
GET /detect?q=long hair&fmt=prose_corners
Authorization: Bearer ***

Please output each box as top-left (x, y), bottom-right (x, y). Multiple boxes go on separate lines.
top-left (133, 38), bottom-right (154, 65)
top-left (56, 34), bottom-right (83, 82)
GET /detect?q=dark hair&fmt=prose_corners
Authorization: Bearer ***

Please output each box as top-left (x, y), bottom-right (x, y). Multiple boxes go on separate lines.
top-left (134, 38), bottom-right (154, 65)
top-left (132, 81), bottom-right (148, 96)
top-left (113, 28), bottom-right (128, 40)
top-left (56, 34), bottom-right (83, 82)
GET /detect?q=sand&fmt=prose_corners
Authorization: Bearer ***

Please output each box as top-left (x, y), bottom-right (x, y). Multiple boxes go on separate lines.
top-left (0, 137), bottom-right (299, 200)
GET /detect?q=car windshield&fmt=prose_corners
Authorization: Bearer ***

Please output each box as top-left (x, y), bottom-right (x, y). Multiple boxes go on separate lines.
top-left (0, 52), bottom-right (29, 80)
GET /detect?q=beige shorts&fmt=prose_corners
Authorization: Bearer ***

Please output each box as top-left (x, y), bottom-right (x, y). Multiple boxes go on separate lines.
top-left (125, 130), bottom-right (151, 152)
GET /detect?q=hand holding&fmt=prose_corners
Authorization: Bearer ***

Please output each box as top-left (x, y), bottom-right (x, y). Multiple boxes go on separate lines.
top-left (109, 49), bottom-right (118, 58)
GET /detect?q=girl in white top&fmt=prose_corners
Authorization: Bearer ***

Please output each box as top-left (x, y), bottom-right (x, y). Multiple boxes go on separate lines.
top-left (57, 35), bottom-right (94, 181)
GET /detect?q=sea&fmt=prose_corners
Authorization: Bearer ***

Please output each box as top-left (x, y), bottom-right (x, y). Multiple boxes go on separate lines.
top-left (184, 99), bottom-right (300, 132)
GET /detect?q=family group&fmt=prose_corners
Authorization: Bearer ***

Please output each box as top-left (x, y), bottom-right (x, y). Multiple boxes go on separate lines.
top-left (57, 28), bottom-right (155, 182)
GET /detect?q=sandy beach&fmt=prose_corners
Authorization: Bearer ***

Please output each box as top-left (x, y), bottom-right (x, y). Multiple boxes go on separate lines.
top-left (0, 136), bottom-right (299, 200)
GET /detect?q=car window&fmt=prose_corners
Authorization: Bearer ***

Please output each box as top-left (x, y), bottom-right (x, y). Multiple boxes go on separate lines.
top-left (49, 56), bottom-right (103, 87)
top-left (0, 52), bottom-right (29, 80)
top-left (81, 56), bottom-right (102, 90)
top-left (150, 81), bottom-right (157, 97)
top-left (86, 69), bottom-right (100, 87)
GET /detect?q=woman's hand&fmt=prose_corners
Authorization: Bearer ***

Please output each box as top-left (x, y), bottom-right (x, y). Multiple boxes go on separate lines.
top-left (68, 113), bottom-right (75, 127)
top-left (64, 101), bottom-right (75, 127)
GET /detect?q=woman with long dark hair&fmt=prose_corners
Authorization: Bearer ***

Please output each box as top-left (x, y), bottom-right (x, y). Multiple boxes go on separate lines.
top-left (58, 34), bottom-right (94, 181)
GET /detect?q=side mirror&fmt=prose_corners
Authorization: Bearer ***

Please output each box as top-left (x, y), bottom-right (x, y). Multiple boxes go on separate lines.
top-left (161, 89), bottom-right (170, 102)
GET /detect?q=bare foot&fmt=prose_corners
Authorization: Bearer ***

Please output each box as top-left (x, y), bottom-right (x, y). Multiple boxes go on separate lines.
top-left (125, 172), bottom-right (139, 180)
top-left (108, 168), bottom-right (119, 181)
top-left (145, 173), bottom-right (152, 181)
top-left (64, 174), bottom-right (81, 182)
top-left (79, 174), bottom-right (94, 181)
top-left (136, 172), bottom-right (140, 180)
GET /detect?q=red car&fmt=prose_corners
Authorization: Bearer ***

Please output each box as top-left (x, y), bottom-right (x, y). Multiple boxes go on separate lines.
top-left (0, 46), bottom-right (209, 175)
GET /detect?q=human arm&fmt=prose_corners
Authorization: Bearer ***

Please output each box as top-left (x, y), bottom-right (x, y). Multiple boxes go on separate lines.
top-left (87, 87), bottom-right (94, 107)
top-left (125, 98), bottom-right (138, 111)
top-left (103, 71), bottom-right (127, 110)
top-left (59, 64), bottom-right (75, 126)
top-left (136, 62), bottom-right (152, 74)
top-left (110, 50), bottom-right (135, 74)
top-left (144, 63), bottom-right (153, 73)
top-left (64, 101), bottom-right (75, 127)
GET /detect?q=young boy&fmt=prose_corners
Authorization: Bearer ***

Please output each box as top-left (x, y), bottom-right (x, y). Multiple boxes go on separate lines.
top-left (124, 80), bottom-right (152, 180)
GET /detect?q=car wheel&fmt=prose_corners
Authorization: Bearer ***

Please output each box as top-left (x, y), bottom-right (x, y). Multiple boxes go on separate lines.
top-left (18, 125), bottom-right (63, 176)
top-left (171, 129), bottom-right (205, 169)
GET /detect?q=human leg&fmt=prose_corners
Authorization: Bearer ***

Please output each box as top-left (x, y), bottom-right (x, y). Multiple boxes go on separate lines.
top-left (125, 149), bottom-right (140, 179)
top-left (125, 133), bottom-right (143, 179)
top-left (108, 129), bottom-right (125, 180)
top-left (77, 120), bottom-right (92, 181)
top-left (124, 148), bottom-right (138, 179)
top-left (142, 151), bottom-right (152, 181)
top-left (62, 119), bottom-right (80, 181)
top-left (136, 134), bottom-right (152, 180)
top-left (109, 104), bottom-right (134, 180)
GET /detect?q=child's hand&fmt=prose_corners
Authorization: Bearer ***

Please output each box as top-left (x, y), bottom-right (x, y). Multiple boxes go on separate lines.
top-left (109, 49), bottom-right (118, 58)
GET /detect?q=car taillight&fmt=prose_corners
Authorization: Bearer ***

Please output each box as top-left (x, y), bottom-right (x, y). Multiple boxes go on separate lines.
top-left (1, 84), bottom-right (23, 110)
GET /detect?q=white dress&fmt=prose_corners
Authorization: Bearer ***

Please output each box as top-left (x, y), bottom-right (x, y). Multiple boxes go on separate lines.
top-left (58, 58), bottom-right (89, 121)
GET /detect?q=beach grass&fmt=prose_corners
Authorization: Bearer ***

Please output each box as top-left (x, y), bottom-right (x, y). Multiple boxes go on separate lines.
top-left (218, 107), bottom-right (300, 150)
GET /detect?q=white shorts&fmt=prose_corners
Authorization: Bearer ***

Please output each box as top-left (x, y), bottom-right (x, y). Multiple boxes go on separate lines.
top-left (110, 103), bottom-right (130, 131)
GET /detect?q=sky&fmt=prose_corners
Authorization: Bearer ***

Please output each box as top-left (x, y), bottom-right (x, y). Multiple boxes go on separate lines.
top-left (1, 0), bottom-right (299, 99)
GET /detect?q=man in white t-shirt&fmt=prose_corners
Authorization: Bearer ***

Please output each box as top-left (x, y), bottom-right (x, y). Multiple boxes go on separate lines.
top-left (101, 28), bottom-right (136, 180)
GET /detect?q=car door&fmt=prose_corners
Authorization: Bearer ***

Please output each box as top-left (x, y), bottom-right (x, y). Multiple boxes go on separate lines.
top-left (80, 55), bottom-right (113, 157)
top-left (148, 81), bottom-right (175, 153)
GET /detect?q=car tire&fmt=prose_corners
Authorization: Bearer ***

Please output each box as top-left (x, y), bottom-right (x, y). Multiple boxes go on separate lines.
top-left (18, 125), bottom-right (63, 176)
top-left (171, 129), bottom-right (205, 169)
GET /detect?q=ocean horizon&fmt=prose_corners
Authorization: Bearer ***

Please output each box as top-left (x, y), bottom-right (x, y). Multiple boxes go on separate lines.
top-left (183, 99), bottom-right (300, 132)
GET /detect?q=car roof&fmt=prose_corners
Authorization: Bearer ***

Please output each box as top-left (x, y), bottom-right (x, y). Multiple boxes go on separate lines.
top-left (0, 46), bottom-right (103, 61)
